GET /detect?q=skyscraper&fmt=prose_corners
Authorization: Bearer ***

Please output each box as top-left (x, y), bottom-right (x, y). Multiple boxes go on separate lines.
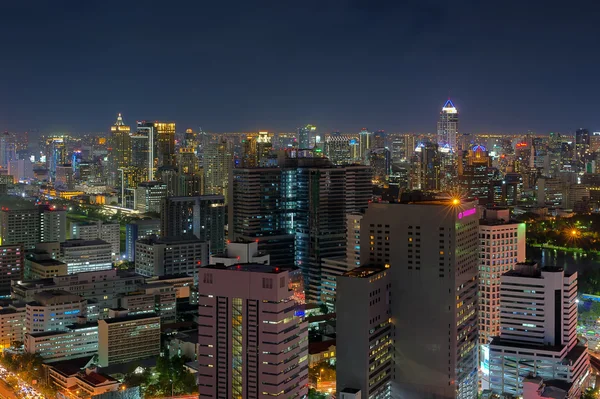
top-left (437, 99), bottom-right (459, 152)
top-left (136, 121), bottom-right (156, 181)
top-left (197, 264), bottom-right (308, 398)
top-left (298, 124), bottom-right (316, 149)
top-left (336, 265), bottom-right (393, 397)
top-left (108, 114), bottom-right (131, 186)
top-left (360, 198), bottom-right (479, 399)
top-left (204, 140), bottom-right (233, 203)
top-left (155, 122), bottom-right (176, 168)
top-left (359, 128), bottom-right (372, 162)
top-left (489, 262), bottom-right (589, 397)
top-left (160, 195), bottom-right (226, 254)
top-left (478, 208), bottom-right (526, 389)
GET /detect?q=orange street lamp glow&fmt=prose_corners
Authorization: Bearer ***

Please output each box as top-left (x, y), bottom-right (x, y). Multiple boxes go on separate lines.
top-left (571, 229), bottom-right (578, 236)
top-left (452, 198), bottom-right (460, 205)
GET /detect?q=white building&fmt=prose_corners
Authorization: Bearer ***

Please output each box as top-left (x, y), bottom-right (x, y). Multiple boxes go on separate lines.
top-left (119, 283), bottom-right (176, 324)
top-left (59, 239), bottom-right (112, 274)
top-left (12, 269), bottom-right (146, 320)
top-left (135, 236), bottom-right (209, 280)
top-left (25, 290), bottom-right (87, 334)
top-left (479, 208), bottom-right (527, 387)
top-left (25, 319), bottom-right (98, 362)
top-left (489, 263), bottom-right (589, 398)
top-left (0, 304), bottom-right (26, 350)
top-left (209, 240), bottom-right (269, 266)
top-left (71, 221), bottom-right (120, 260)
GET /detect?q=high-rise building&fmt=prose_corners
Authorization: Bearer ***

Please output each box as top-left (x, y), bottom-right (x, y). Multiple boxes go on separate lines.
top-left (437, 99), bottom-right (459, 152)
top-left (298, 124), bottom-right (316, 149)
top-left (197, 264), bottom-right (308, 398)
top-left (360, 198), bottom-right (479, 399)
top-left (136, 121), bottom-right (156, 181)
top-left (0, 201), bottom-right (66, 249)
top-left (324, 134), bottom-right (354, 165)
top-left (478, 208), bottom-right (526, 389)
top-left (135, 181), bottom-right (167, 213)
top-left (0, 244), bottom-right (23, 295)
top-left (489, 262), bottom-right (589, 398)
top-left (230, 161), bottom-right (371, 301)
top-left (457, 145), bottom-right (495, 199)
top-left (97, 311), bottom-right (161, 367)
top-left (155, 122), bottom-right (176, 168)
top-left (177, 148), bottom-right (199, 174)
top-left (204, 140), bottom-right (233, 203)
top-left (416, 142), bottom-right (441, 191)
top-left (160, 195), bottom-right (226, 254)
top-left (125, 219), bottom-right (161, 262)
top-left (134, 236), bottom-right (209, 280)
top-left (359, 128), bottom-right (372, 162)
top-left (336, 265), bottom-right (393, 398)
top-left (59, 239), bottom-right (113, 274)
top-left (209, 240), bottom-right (270, 266)
top-left (108, 114), bottom-right (132, 186)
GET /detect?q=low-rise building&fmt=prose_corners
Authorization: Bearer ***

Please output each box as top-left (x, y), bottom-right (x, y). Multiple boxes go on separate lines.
top-left (60, 239), bottom-right (113, 274)
top-left (119, 283), bottom-right (176, 324)
top-left (71, 221), bottom-right (121, 260)
top-left (25, 253), bottom-right (68, 280)
top-left (0, 303), bottom-right (26, 350)
top-left (97, 312), bottom-right (160, 367)
top-left (25, 290), bottom-right (87, 333)
top-left (125, 219), bottom-right (160, 262)
top-left (135, 236), bottom-right (209, 281)
top-left (45, 360), bottom-right (121, 399)
top-left (25, 319), bottom-right (98, 362)
top-left (0, 244), bottom-right (23, 295)
top-left (12, 269), bottom-right (146, 320)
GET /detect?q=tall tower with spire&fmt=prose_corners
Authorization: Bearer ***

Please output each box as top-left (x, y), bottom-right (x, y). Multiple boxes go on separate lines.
top-left (108, 113), bottom-right (132, 185)
top-left (437, 100), bottom-right (458, 152)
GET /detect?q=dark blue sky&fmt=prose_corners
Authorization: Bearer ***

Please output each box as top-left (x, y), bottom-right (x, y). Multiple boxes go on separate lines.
top-left (1, 0), bottom-right (599, 134)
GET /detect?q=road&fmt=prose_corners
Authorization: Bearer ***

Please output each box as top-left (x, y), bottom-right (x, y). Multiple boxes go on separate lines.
top-left (0, 380), bottom-right (17, 399)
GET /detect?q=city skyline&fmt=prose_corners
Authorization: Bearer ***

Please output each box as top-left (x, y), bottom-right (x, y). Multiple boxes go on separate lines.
top-left (2, 2), bottom-right (600, 134)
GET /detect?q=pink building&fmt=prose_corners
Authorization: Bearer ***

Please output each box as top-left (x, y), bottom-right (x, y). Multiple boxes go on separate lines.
top-left (198, 264), bottom-right (309, 398)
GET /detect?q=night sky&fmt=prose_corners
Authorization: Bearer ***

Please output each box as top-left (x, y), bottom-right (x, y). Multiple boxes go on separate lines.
top-left (1, 1), bottom-right (600, 135)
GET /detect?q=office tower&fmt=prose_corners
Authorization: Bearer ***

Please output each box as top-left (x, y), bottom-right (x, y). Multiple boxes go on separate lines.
top-left (8, 159), bottom-right (34, 182)
top-left (298, 124), bottom-right (316, 149)
top-left (134, 236), bottom-right (209, 280)
top-left (373, 130), bottom-right (386, 149)
top-left (71, 221), bottom-right (120, 259)
top-left (155, 122), bottom-right (176, 168)
top-left (160, 195), bottom-right (226, 254)
top-left (359, 128), bottom-right (372, 162)
top-left (256, 131), bottom-right (274, 166)
top-left (0, 201), bottom-right (65, 248)
top-left (135, 181), bottom-right (167, 213)
top-left (390, 134), bottom-right (408, 163)
top-left (296, 164), bottom-right (372, 301)
top-left (0, 244), bottom-right (23, 295)
top-left (54, 163), bottom-right (74, 188)
top-left (0, 131), bottom-right (17, 168)
top-left (210, 240), bottom-right (270, 266)
top-left (489, 263), bottom-right (589, 398)
top-left (336, 266), bottom-right (392, 398)
top-left (204, 140), bottom-right (233, 202)
top-left (136, 121), bottom-right (156, 181)
top-left (119, 284), bottom-right (177, 324)
top-left (369, 147), bottom-right (391, 184)
top-left (437, 99), bottom-right (459, 152)
top-left (457, 145), bottom-right (495, 199)
top-left (130, 132), bottom-right (151, 184)
top-left (13, 269), bottom-right (146, 320)
top-left (0, 303), bottom-right (26, 350)
top-left (241, 136), bottom-right (258, 167)
top-left (197, 264), bottom-right (308, 398)
top-left (25, 319), bottom-right (98, 363)
top-left (108, 113), bottom-right (132, 186)
top-left (229, 167), bottom-right (296, 267)
top-left (25, 290), bottom-right (87, 333)
top-left (46, 137), bottom-right (67, 181)
top-left (97, 311), bottom-right (161, 367)
top-left (478, 208), bottom-right (526, 389)
top-left (417, 142), bottom-right (441, 191)
top-left (59, 239), bottom-right (113, 274)
top-left (177, 148), bottom-right (199, 174)
top-left (575, 128), bottom-right (590, 171)
top-left (360, 198), bottom-right (479, 399)
top-left (324, 134), bottom-right (353, 165)
top-left (125, 219), bottom-right (161, 262)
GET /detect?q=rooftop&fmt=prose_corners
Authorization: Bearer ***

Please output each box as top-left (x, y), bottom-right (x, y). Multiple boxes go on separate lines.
top-left (203, 263), bottom-right (291, 274)
top-left (343, 265), bottom-right (387, 278)
top-left (137, 235), bottom-right (206, 245)
top-left (61, 239), bottom-right (111, 248)
top-left (101, 312), bottom-right (159, 324)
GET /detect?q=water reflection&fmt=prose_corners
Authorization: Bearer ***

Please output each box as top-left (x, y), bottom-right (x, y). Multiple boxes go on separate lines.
top-left (527, 245), bottom-right (600, 275)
